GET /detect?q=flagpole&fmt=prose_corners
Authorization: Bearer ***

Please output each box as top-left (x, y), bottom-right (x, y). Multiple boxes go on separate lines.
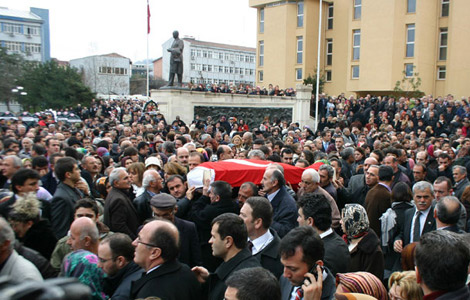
top-left (146, 0), bottom-right (150, 99)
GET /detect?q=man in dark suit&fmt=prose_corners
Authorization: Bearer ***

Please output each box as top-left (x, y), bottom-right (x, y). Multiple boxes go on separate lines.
top-left (191, 213), bottom-right (260, 300)
top-left (260, 167), bottom-right (297, 237)
top-left (149, 193), bottom-right (202, 267)
top-left (50, 157), bottom-right (84, 239)
top-left (40, 153), bottom-right (63, 196)
top-left (365, 165), bottom-right (392, 238)
top-left (130, 220), bottom-right (202, 299)
top-left (279, 226), bottom-right (336, 300)
top-left (435, 196), bottom-right (466, 233)
top-left (98, 233), bottom-right (143, 300)
top-left (133, 170), bottom-right (163, 223)
top-left (297, 193), bottom-right (349, 276)
top-left (188, 180), bottom-right (239, 271)
top-left (394, 181), bottom-right (436, 253)
top-left (103, 167), bottom-right (140, 239)
top-left (239, 196), bottom-right (283, 278)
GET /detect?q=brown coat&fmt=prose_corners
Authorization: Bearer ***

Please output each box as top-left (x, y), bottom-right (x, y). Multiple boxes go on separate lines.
top-left (364, 183), bottom-right (391, 238)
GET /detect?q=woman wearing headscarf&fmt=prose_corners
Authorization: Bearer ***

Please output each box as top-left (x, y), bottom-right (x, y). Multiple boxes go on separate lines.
top-left (335, 272), bottom-right (388, 300)
top-left (341, 204), bottom-right (384, 281)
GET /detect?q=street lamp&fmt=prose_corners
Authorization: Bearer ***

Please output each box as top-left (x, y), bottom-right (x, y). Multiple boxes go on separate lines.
top-left (11, 86), bottom-right (27, 105)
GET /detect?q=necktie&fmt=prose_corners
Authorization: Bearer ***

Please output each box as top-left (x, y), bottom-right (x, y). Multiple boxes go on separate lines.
top-left (413, 211), bottom-right (421, 242)
top-left (247, 241), bottom-right (254, 253)
top-left (295, 287), bottom-right (303, 300)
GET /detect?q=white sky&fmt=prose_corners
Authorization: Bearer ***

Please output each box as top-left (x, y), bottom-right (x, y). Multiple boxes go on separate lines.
top-left (3, 0), bottom-right (257, 62)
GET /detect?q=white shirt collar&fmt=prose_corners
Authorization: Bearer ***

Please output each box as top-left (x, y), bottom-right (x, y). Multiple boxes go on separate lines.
top-left (250, 230), bottom-right (274, 255)
top-left (319, 228), bottom-right (333, 239)
top-left (267, 188), bottom-right (280, 202)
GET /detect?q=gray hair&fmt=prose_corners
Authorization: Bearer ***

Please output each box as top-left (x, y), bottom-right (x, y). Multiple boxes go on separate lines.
top-left (183, 142), bottom-right (196, 149)
top-left (340, 147), bottom-right (355, 160)
top-left (0, 217), bottom-right (15, 251)
top-left (248, 150), bottom-right (266, 160)
top-left (79, 221), bottom-right (99, 243)
top-left (412, 181), bottom-right (434, 195)
top-left (452, 165), bottom-right (467, 176)
top-left (319, 164), bottom-right (334, 179)
top-left (142, 170), bottom-right (159, 188)
top-left (4, 155), bottom-right (22, 168)
top-left (302, 169), bottom-right (320, 183)
top-left (109, 167), bottom-right (126, 187)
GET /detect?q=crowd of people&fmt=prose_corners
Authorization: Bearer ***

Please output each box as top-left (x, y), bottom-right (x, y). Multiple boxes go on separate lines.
top-left (0, 92), bottom-right (469, 300)
top-left (188, 82), bottom-right (296, 97)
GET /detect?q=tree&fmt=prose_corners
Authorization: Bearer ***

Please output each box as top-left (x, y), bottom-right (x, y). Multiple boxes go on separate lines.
top-left (0, 47), bottom-right (26, 110)
top-left (130, 74), bottom-right (166, 95)
top-left (303, 70), bottom-right (325, 94)
top-left (393, 67), bottom-right (424, 99)
top-left (17, 61), bottom-right (95, 111)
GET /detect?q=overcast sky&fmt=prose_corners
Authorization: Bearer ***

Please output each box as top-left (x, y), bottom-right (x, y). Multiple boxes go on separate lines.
top-left (3, 0), bottom-right (257, 62)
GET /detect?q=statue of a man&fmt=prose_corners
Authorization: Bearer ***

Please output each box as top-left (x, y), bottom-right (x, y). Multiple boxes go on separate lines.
top-left (167, 30), bottom-right (184, 86)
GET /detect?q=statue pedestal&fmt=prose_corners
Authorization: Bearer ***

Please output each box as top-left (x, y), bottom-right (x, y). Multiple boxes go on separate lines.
top-left (159, 86), bottom-right (190, 91)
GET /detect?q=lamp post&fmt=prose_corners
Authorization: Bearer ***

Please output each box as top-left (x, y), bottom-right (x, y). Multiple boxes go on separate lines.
top-left (11, 86), bottom-right (27, 111)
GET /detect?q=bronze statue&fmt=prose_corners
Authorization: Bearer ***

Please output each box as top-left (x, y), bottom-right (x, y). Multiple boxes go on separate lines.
top-left (167, 30), bottom-right (184, 86)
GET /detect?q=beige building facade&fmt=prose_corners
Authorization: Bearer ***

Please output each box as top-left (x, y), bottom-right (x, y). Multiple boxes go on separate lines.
top-left (249, 0), bottom-right (470, 98)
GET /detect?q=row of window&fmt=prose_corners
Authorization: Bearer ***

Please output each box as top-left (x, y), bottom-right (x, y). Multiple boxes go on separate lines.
top-left (190, 64), bottom-right (255, 75)
top-left (353, 0), bottom-right (450, 20)
top-left (349, 26), bottom-right (447, 61)
top-left (1, 22), bottom-right (40, 35)
top-left (98, 66), bottom-right (128, 75)
top-left (190, 77), bottom-right (254, 86)
top-left (258, 68), bottom-right (303, 82)
top-left (343, 64), bottom-right (446, 81)
top-left (190, 48), bottom-right (255, 63)
top-left (407, 0), bottom-right (449, 16)
top-left (2, 41), bottom-right (41, 54)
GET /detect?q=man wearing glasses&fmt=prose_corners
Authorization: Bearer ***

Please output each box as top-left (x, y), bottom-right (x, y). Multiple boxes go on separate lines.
top-left (130, 220), bottom-right (202, 299)
top-left (98, 233), bottom-right (143, 300)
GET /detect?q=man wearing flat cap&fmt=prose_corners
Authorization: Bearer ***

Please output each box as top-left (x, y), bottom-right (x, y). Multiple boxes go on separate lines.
top-left (150, 193), bottom-right (202, 267)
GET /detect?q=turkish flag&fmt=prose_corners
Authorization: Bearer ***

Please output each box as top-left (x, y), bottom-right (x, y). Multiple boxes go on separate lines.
top-left (187, 159), bottom-right (323, 188)
top-left (147, 0), bottom-right (151, 34)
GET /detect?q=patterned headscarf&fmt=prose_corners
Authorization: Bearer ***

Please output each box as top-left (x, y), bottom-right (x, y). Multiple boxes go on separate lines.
top-left (342, 204), bottom-right (369, 240)
top-left (336, 272), bottom-right (388, 300)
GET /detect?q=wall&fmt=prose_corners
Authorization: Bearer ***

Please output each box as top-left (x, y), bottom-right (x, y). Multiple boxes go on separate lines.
top-left (151, 84), bottom-right (314, 128)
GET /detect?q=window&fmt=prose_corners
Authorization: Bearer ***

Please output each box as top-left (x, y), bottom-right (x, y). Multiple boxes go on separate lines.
top-left (190, 49), bottom-right (196, 58)
top-left (439, 28), bottom-right (448, 61)
top-left (326, 39), bottom-right (333, 66)
top-left (196, 50), bottom-right (202, 57)
top-left (354, 0), bottom-right (361, 20)
top-left (437, 66), bottom-right (446, 79)
top-left (406, 24), bottom-right (415, 57)
top-left (190, 63), bottom-right (196, 70)
top-left (327, 3), bottom-right (334, 29)
top-left (405, 64), bottom-right (414, 77)
top-left (352, 65), bottom-right (360, 79)
top-left (203, 51), bottom-right (208, 58)
top-left (441, 0), bottom-right (449, 17)
top-left (3, 23), bottom-right (21, 34)
top-left (4, 41), bottom-right (21, 52)
top-left (260, 8), bottom-right (265, 33)
top-left (296, 68), bottom-right (302, 81)
top-left (224, 66), bottom-right (229, 73)
top-left (297, 2), bottom-right (304, 27)
top-left (202, 64), bottom-right (208, 71)
top-left (208, 51), bottom-right (213, 59)
top-left (326, 70), bottom-right (332, 82)
top-left (353, 30), bottom-right (360, 60)
top-left (208, 65), bottom-right (212, 72)
top-left (259, 41), bottom-right (264, 66)
top-left (297, 36), bottom-right (303, 64)
top-left (230, 67), bottom-right (234, 74)
top-left (25, 26), bottom-right (39, 35)
top-left (407, 0), bottom-right (416, 13)
top-left (259, 70), bottom-right (264, 82)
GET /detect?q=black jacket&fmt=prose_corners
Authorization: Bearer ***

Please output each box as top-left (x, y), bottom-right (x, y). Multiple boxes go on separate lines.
top-left (270, 186), bottom-right (297, 238)
top-left (253, 229), bottom-right (283, 278)
top-left (348, 229), bottom-right (384, 281)
top-left (51, 182), bottom-right (83, 239)
top-left (175, 217), bottom-right (202, 267)
top-left (322, 230), bottom-right (349, 276)
top-left (20, 219), bottom-right (57, 260)
top-left (103, 261), bottom-right (143, 300)
top-left (208, 248), bottom-right (261, 300)
top-left (130, 259), bottom-right (201, 300)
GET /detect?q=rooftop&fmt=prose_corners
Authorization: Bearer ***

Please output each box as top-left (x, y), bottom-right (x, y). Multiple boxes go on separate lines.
top-left (0, 7), bottom-right (43, 22)
top-left (183, 38), bottom-right (255, 53)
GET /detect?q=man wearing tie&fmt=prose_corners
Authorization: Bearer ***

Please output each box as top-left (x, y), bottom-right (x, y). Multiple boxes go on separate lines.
top-left (393, 181), bottom-right (436, 253)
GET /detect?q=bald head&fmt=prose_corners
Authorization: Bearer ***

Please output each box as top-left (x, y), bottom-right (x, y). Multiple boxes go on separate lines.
top-left (67, 217), bottom-right (99, 252)
top-left (176, 147), bottom-right (189, 167)
top-left (364, 157), bottom-right (378, 173)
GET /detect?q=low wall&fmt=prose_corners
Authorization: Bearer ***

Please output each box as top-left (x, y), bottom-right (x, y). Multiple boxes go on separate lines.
top-left (150, 84), bottom-right (314, 128)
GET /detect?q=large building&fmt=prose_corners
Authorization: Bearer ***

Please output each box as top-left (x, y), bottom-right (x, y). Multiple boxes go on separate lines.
top-left (70, 53), bottom-right (131, 96)
top-left (161, 37), bottom-right (256, 86)
top-left (249, 0), bottom-right (470, 97)
top-left (0, 7), bottom-right (50, 62)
